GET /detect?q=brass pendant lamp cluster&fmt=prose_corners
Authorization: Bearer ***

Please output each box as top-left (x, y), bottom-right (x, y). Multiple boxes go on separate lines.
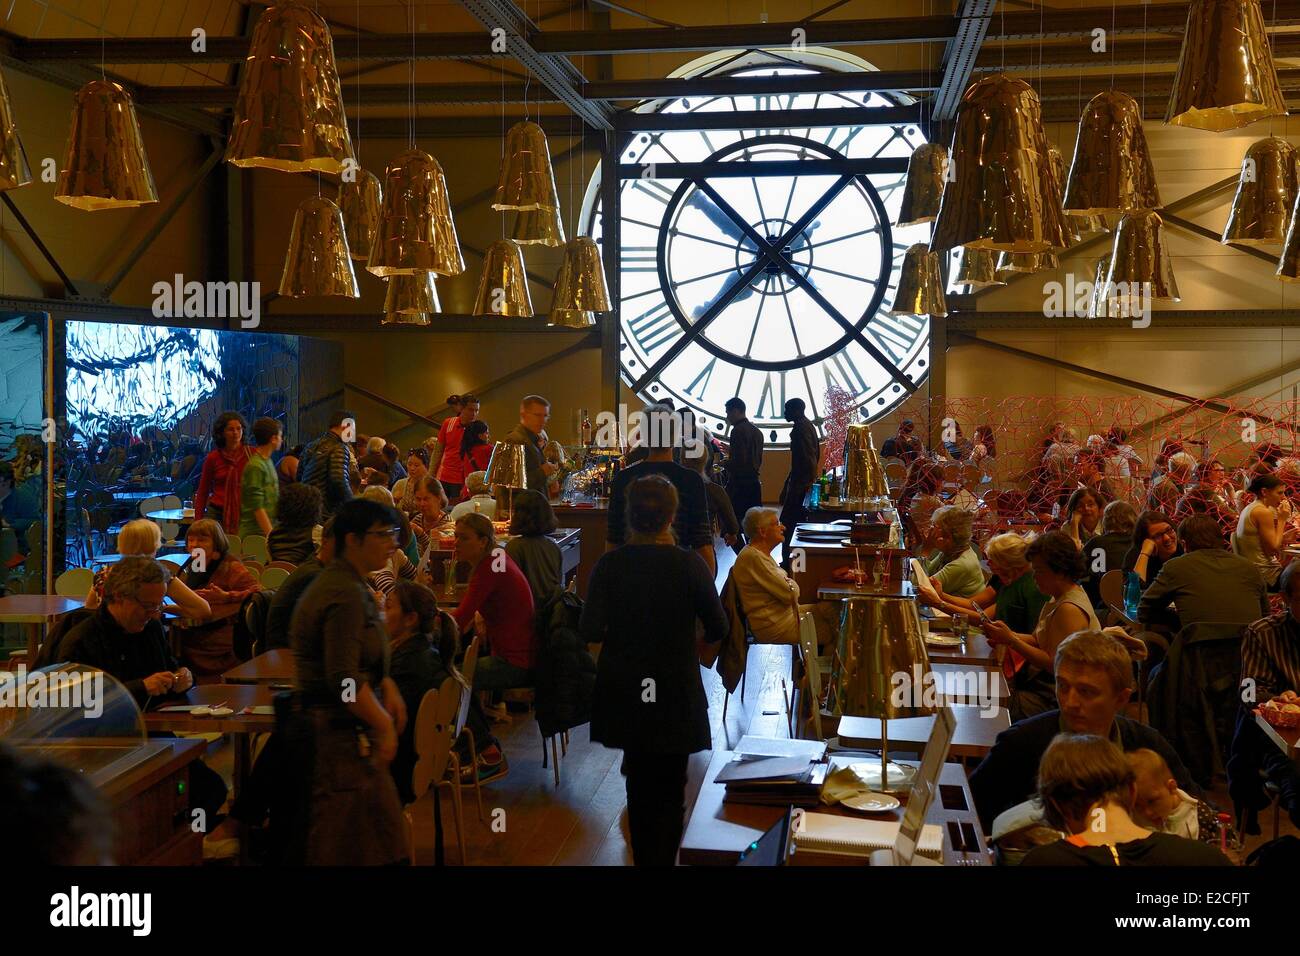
top-left (382, 272), bottom-right (440, 326)
top-left (339, 170), bottom-right (383, 262)
top-left (952, 247), bottom-right (1003, 290)
top-left (1166, 0), bottom-right (1286, 132)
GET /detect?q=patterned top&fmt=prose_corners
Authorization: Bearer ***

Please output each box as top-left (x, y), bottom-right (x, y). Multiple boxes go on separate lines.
top-left (1241, 610), bottom-right (1300, 703)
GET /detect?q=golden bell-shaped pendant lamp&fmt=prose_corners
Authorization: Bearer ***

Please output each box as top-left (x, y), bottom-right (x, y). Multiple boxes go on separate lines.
top-left (473, 239), bottom-right (534, 317)
top-left (897, 143), bottom-right (948, 226)
top-left (382, 273), bottom-right (439, 325)
top-left (279, 196), bottom-right (359, 298)
top-left (548, 236), bottom-right (611, 327)
top-left (1223, 137), bottom-right (1299, 247)
top-left (0, 68), bottom-right (31, 192)
top-left (368, 148), bottom-right (464, 277)
top-left (1166, 0), bottom-right (1286, 131)
top-left (1090, 253), bottom-right (1113, 318)
top-left (338, 169), bottom-right (382, 262)
top-left (930, 74), bottom-right (1066, 254)
top-left (890, 243), bottom-right (947, 317)
top-left (1063, 92), bottom-right (1161, 217)
top-left (512, 206), bottom-right (566, 247)
top-left (54, 79), bottom-right (158, 210)
top-left (1104, 210), bottom-right (1180, 314)
top-left (952, 247), bottom-right (1004, 289)
top-left (996, 250), bottom-right (1059, 278)
top-left (493, 121), bottom-right (563, 213)
top-left (225, 0), bottom-right (353, 173)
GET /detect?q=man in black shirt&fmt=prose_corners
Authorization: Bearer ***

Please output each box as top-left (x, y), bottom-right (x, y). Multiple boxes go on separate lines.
top-left (778, 398), bottom-right (820, 570)
top-left (880, 418), bottom-right (924, 463)
top-left (298, 409), bottom-right (357, 518)
top-left (607, 403), bottom-right (716, 576)
top-left (499, 394), bottom-right (555, 494)
top-left (969, 630), bottom-right (1198, 832)
top-left (723, 397), bottom-right (763, 536)
top-left (263, 519), bottom-right (334, 651)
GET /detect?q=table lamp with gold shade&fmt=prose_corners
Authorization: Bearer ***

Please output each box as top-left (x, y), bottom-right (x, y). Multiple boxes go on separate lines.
top-left (826, 594), bottom-right (937, 792)
top-left (485, 442), bottom-right (529, 520)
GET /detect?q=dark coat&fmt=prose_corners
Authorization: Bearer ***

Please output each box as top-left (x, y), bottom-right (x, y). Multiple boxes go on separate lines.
top-left (534, 590), bottom-right (597, 738)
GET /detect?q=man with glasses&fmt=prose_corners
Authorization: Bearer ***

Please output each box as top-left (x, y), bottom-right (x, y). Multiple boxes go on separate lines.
top-left (499, 394), bottom-right (555, 495)
top-left (61, 556), bottom-right (227, 823)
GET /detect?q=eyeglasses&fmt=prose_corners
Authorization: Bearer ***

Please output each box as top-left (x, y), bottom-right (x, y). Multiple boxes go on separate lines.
top-left (133, 598), bottom-right (165, 613)
top-left (365, 527), bottom-right (401, 540)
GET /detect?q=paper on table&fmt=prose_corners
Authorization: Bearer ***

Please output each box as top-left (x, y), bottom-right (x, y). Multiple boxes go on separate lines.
top-left (155, 704), bottom-right (199, 712)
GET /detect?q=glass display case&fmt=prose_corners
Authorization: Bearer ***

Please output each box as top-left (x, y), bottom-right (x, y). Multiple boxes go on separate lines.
top-left (1, 663), bottom-right (160, 787)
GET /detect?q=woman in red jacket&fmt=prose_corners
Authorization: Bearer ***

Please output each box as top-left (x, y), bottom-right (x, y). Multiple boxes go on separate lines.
top-left (451, 512), bottom-right (536, 691)
top-left (193, 412), bottom-right (253, 535)
top-left (457, 420), bottom-right (494, 499)
top-left (431, 394), bottom-right (480, 501)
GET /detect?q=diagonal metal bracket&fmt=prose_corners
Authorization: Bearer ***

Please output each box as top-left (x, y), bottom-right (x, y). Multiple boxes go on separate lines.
top-left (460, 0), bottom-right (614, 130)
top-left (932, 0), bottom-right (996, 121)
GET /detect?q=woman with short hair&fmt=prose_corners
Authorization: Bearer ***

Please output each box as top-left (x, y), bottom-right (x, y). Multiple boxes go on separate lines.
top-left (505, 489), bottom-right (563, 606)
top-left (918, 531), bottom-right (1048, 635)
top-left (1022, 734), bottom-right (1229, 866)
top-left (193, 411), bottom-right (252, 534)
top-left (1062, 486), bottom-right (1106, 549)
top-left (174, 517), bottom-right (261, 677)
top-left (580, 475), bottom-right (727, 865)
top-left (84, 518), bottom-right (210, 619)
top-left (981, 530), bottom-right (1100, 721)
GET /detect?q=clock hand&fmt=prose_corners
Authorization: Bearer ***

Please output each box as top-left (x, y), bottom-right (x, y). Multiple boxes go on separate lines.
top-left (684, 191), bottom-right (748, 243)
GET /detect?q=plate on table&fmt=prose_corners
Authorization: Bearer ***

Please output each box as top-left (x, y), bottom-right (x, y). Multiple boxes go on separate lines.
top-left (841, 792), bottom-right (901, 813)
top-left (926, 633), bottom-right (964, 647)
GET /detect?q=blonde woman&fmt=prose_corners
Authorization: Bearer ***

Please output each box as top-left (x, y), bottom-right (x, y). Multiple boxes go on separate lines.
top-left (917, 532), bottom-right (1049, 635)
top-left (85, 518), bottom-right (210, 620)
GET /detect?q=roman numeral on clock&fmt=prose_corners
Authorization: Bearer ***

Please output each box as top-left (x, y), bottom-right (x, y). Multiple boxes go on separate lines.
top-left (756, 371), bottom-right (787, 420)
top-left (627, 301), bottom-right (680, 354)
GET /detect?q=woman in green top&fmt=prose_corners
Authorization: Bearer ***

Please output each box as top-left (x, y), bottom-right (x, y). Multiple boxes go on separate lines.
top-left (918, 531), bottom-right (1048, 634)
top-left (921, 506), bottom-right (985, 598)
top-left (238, 417), bottom-right (282, 536)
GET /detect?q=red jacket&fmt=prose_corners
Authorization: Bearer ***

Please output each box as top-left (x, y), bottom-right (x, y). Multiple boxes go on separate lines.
top-left (453, 550), bottom-right (536, 670)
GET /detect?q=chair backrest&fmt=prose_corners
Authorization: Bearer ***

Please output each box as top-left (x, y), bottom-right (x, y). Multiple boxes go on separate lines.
top-left (1099, 569), bottom-right (1125, 615)
top-left (411, 676), bottom-right (464, 800)
top-left (797, 611), bottom-right (823, 740)
top-left (260, 566), bottom-right (289, 589)
top-left (54, 567), bottom-right (94, 598)
top-left (459, 634), bottom-right (481, 688)
top-left (266, 560), bottom-right (297, 573)
top-left (161, 494), bottom-right (181, 510)
top-left (243, 560), bottom-right (265, 578)
top-left (241, 534), bottom-right (269, 563)
top-left (226, 533), bottom-right (242, 558)
top-left (138, 496), bottom-right (162, 517)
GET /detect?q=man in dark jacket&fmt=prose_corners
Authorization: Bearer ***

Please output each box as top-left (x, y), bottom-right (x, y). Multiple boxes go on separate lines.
top-left (297, 409), bottom-right (357, 518)
top-left (970, 630), bottom-right (1199, 832)
top-left (778, 398), bottom-right (820, 570)
top-left (498, 394), bottom-right (553, 494)
top-left (60, 557), bottom-right (227, 823)
top-left (723, 397), bottom-right (763, 533)
top-left (1138, 515), bottom-right (1268, 630)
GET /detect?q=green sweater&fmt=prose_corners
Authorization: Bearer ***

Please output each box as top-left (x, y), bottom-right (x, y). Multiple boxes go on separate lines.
top-left (239, 452), bottom-right (280, 537)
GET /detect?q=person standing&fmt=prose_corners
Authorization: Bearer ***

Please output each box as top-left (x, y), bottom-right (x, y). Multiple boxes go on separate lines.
top-left (778, 398), bottom-right (820, 570)
top-left (287, 499), bottom-right (409, 865)
top-left (239, 417), bottom-right (283, 537)
top-left (430, 394), bottom-right (481, 501)
top-left (193, 411), bottom-right (253, 535)
top-left (581, 475), bottom-right (727, 865)
top-left (607, 403), bottom-right (715, 577)
top-left (499, 394), bottom-right (554, 495)
top-left (723, 398), bottom-right (763, 535)
top-left (297, 410), bottom-right (358, 519)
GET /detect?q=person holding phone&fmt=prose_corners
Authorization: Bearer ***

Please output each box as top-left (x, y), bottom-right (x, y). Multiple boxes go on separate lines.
top-left (916, 532), bottom-right (1048, 636)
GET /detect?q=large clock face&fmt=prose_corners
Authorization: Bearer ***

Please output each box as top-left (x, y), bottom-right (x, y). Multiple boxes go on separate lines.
top-left (584, 66), bottom-right (933, 446)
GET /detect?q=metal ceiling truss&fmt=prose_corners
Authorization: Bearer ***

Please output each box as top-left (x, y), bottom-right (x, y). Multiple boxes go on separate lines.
top-left (932, 0), bottom-right (996, 122)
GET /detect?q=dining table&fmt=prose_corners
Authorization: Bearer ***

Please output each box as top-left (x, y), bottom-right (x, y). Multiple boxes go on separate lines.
top-left (0, 594), bottom-right (86, 660)
top-left (222, 648), bottom-right (296, 686)
top-left (835, 705), bottom-right (1010, 759)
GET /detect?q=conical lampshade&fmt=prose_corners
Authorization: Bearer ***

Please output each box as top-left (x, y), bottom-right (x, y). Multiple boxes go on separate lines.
top-left (548, 253), bottom-right (594, 328)
top-left (930, 74), bottom-right (1067, 253)
top-left (485, 440), bottom-right (529, 491)
top-left (339, 169), bottom-right (382, 261)
top-left (1105, 210), bottom-right (1179, 315)
top-left (368, 148), bottom-right (464, 277)
top-left (1090, 253), bottom-right (1113, 317)
top-left (472, 239), bottom-right (534, 316)
top-left (382, 272), bottom-right (439, 325)
top-left (225, 0), bottom-right (353, 173)
top-left (890, 243), bottom-right (947, 316)
top-left (493, 121), bottom-right (562, 212)
top-left (278, 196), bottom-right (359, 298)
top-left (897, 142), bottom-right (948, 226)
top-left (0, 68), bottom-right (31, 192)
top-left (1223, 137), bottom-right (1298, 247)
top-left (54, 79), bottom-right (157, 210)
top-left (844, 424), bottom-right (889, 500)
top-left (1166, 0), bottom-right (1286, 131)
top-left (1064, 91), bottom-right (1161, 218)
top-left (953, 247), bottom-right (1004, 289)
top-left (550, 237), bottom-right (610, 312)
top-left (996, 250), bottom-right (1058, 277)
top-left (512, 206), bottom-right (566, 247)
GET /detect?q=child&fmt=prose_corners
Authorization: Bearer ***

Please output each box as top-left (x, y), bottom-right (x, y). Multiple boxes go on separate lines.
top-left (1127, 748), bottom-right (1223, 846)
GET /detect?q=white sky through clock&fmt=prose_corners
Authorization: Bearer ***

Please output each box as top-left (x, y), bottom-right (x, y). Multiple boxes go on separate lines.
top-left (582, 53), bottom-right (933, 447)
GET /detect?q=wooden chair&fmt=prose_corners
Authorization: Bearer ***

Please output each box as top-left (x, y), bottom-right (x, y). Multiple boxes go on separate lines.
top-left (226, 534), bottom-right (243, 558)
top-left (408, 676), bottom-right (467, 865)
top-left (1099, 568), bottom-right (1127, 623)
top-left (54, 567), bottom-right (94, 599)
top-left (243, 560), bottom-right (265, 578)
top-left (455, 636), bottom-right (486, 820)
top-left (260, 566), bottom-right (289, 589)
top-left (241, 534), bottom-right (270, 564)
top-left (266, 560), bottom-right (297, 573)
top-left (795, 610), bottom-right (828, 740)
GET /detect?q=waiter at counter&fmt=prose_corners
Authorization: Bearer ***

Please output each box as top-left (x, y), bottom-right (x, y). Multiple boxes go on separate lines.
top-left (499, 394), bottom-right (558, 495)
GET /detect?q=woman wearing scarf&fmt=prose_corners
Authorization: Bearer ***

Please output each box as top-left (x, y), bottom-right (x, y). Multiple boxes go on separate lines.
top-left (194, 412), bottom-right (254, 534)
top-left (174, 518), bottom-right (261, 677)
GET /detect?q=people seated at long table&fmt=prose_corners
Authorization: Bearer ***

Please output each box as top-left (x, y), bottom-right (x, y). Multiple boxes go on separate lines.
top-left (917, 531), bottom-right (1048, 636)
top-left (1136, 515), bottom-right (1267, 632)
top-left (83, 518), bottom-right (210, 621)
top-left (731, 506), bottom-right (838, 651)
